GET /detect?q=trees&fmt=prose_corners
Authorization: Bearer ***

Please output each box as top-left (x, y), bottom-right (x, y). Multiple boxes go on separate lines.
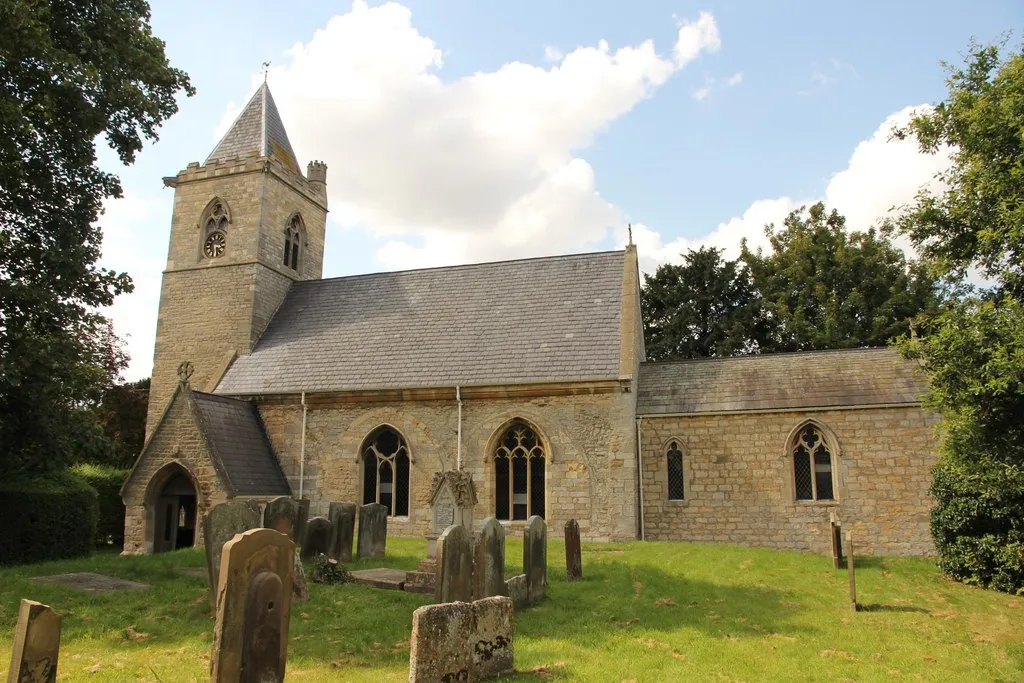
top-left (741, 202), bottom-right (940, 352)
top-left (0, 1), bottom-right (192, 473)
top-left (641, 246), bottom-right (768, 360)
top-left (889, 40), bottom-right (1024, 592)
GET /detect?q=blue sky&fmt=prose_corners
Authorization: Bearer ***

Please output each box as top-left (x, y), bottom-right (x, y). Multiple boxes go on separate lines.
top-left (98, 1), bottom-right (1021, 379)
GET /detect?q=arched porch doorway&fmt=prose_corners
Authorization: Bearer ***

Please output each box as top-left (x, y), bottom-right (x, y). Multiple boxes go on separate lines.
top-left (148, 464), bottom-right (199, 553)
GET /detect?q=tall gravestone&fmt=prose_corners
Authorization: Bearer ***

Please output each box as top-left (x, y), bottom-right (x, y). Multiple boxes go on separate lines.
top-left (203, 500), bottom-right (261, 609)
top-left (300, 517), bottom-right (332, 561)
top-left (523, 516), bottom-right (547, 606)
top-left (357, 503), bottom-right (388, 559)
top-left (8, 599), bottom-right (61, 683)
top-left (327, 502), bottom-right (357, 563)
top-left (210, 528), bottom-right (295, 683)
top-left (564, 518), bottom-right (582, 581)
top-left (435, 524), bottom-right (473, 604)
top-left (473, 517), bottom-right (506, 600)
top-left (262, 497), bottom-right (309, 543)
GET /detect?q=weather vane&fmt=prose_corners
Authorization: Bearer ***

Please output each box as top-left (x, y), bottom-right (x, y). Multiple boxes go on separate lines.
top-left (262, 61), bottom-right (271, 83)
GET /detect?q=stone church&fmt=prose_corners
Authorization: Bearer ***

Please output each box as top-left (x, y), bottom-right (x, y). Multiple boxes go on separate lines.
top-left (120, 84), bottom-right (940, 557)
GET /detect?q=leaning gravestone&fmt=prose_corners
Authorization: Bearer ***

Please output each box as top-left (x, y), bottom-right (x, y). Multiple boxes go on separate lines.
top-left (473, 517), bottom-right (505, 600)
top-left (436, 524), bottom-right (473, 604)
top-left (327, 502), bottom-right (357, 563)
top-left (263, 497), bottom-right (310, 542)
top-left (357, 503), bottom-right (388, 559)
top-left (210, 528), bottom-right (295, 683)
top-left (408, 601), bottom-right (474, 683)
top-left (471, 597), bottom-right (515, 680)
top-left (8, 599), bottom-right (61, 683)
top-left (524, 516), bottom-right (547, 605)
top-left (300, 516), bottom-right (332, 561)
top-left (203, 500), bottom-right (261, 609)
top-left (565, 518), bottom-right (582, 581)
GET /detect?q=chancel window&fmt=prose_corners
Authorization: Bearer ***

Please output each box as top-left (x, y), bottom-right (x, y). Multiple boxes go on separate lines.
top-left (667, 441), bottom-right (685, 500)
top-left (362, 427), bottom-right (410, 516)
top-left (283, 214), bottom-right (302, 270)
top-left (494, 421), bottom-right (545, 521)
top-left (792, 424), bottom-right (835, 501)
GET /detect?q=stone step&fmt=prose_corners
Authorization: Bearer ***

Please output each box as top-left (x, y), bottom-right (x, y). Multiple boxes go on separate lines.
top-left (348, 568), bottom-right (407, 591)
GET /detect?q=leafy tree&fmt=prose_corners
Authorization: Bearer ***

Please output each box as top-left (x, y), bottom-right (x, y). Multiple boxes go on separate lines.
top-left (890, 39), bottom-right (1024, 592)
top-left (94, 377), bottom-right (150, 468)
top-left (741, 202), bottom-right (940, 352)
top-left (641, 246), bottom-right (768, 360)
top-left (0, 1), bottom-right (192, 474)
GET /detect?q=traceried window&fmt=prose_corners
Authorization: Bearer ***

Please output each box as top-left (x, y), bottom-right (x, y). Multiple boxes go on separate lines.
top-left (283, 214), bottom-right (302, 270)
top-left (202, 200), bottom-right (229, 259)
top-left (666, 441), bottom-right (685, 500)
top-left (792, 423), bottom-right (835, 501)
top-left (362, 427), bottom-right (410, 516)
top-left (494, 421), bottom-right (545, 521)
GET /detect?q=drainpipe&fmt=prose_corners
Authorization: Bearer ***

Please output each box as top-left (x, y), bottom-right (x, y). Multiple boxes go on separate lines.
top-left (636, 417), bottom-right (645, 540)
top-left (299, 391), bottom-right (308, 499)
top-left (456, 386), bottom-right (463, 470)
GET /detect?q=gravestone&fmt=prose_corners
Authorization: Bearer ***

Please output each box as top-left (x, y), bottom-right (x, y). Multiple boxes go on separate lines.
top-left (523, 516), bottom-right (547, 605)
top-left (327, 502), bottom-right (357, 563)
top-left (262, 497), bottom-right (310, 542)
top-left (210, 528), bottom-right (295, 683)
top-left (292, 552), bottom-right (308, 602)
top-left (408, 601), bottom-right (474, 683)
top-left (435, 524), bottom-right (473, 604)
top-left (472, 517), bottom-right (505, 600)
top-left (426, 470), bottom-right (478, 559)
top-left (203, 500), bottom-right (261, 609)
top-left (8, 599), bottom-right (61, 683)
top-left (564, 518), bottom-right (582, 581)
top-left (471, 597), bottom-right (515, 680)
top-left (357, 503), bottom-right (388, 559)
top-left (504, 574), bottom-right (528, 610)
top-left (300, 516), bottom-right (331, 561)
top-left (829, 515), bottom-right (844, 570)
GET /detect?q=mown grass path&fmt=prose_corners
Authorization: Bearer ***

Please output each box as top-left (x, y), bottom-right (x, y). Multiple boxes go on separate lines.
top-left (0, 537), bottom-right (1021, 681)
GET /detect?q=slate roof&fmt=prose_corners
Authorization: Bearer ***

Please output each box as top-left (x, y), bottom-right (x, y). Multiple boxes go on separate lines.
top-left (206, 83), bottom-right (300, 173)
top-left (191, 391), bottom-right (290, 496)
top-left (637, 347), bottom-right (927, 415)
top-left (216, 250), bottom-right (627, 395)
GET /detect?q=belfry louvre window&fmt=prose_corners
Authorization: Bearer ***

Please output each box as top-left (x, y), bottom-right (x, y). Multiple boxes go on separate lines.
top-left (494, 421), bottom-right (545, 521)
top-left (666, 441), bottom-right (684, 500)
top-left (283, 214), bottom-right (302, 270)
top-left (362, 427), bottom-right (410, 516)
top-left (792, 424), bottom-right (835, 501)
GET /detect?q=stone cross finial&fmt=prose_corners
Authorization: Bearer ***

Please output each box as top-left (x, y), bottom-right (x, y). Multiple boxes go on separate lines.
top-left (628, 223), bottom-right (633, 246)
top-left (262, 61), bottom-right (271, 83)
top-left (177, 360), bottom-right (194, 385)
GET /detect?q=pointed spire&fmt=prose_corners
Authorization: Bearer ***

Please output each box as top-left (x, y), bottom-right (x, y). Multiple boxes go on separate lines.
top-left (205, 83), bottom-right (300, 173)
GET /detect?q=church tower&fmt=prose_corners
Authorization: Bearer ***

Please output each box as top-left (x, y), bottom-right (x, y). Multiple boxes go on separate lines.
top-left (146, 83), bottom-right (328, 433)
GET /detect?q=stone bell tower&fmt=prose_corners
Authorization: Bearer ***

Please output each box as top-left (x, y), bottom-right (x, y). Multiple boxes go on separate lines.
top-left (146, 82), bottom-right (328, 434)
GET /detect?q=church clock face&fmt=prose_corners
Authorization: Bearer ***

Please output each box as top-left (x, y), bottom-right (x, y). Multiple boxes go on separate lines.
top-left (203, 231), bottom-right (226, 258)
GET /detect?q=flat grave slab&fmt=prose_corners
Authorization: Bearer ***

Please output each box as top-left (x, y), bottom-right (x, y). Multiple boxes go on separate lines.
top-left (30, 572), bottom-right (150, 593)
top-left (349, 568), bottom-right (407, 591)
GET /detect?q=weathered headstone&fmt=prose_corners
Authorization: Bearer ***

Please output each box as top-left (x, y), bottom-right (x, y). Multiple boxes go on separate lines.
top-left (523, 516), bottom-right (547, 605)
top-left (203, 500), bottom-right (261, 609)
top-left (327, 502), bottom-right (357, 563)
top-left (408, 601), bottom-right (474, 683)
top-left (471, 597), bottom-right (514, 680)
top-left (426, 470), bottom-right (478, 559)
top-left (357, 502), bottom-right (388, 559)
top-left (472, 517), bottom-right (505, 600)
top-left (262, 497), bottom-right (310, 542)
top-left (210, 528), bottom-right (294, 683)
top-left (7, 599), bottom-right (60, 683)
top-left (436, 524), bottom-right (473, 604)
top-left (292, 552), bottom-right (308, 603)
top-left (300, 516), bottom-right (331, 561)
top-left (504, 574), bottom-right (528, 610)
top-left (564, 518), bottom-right (582, 582)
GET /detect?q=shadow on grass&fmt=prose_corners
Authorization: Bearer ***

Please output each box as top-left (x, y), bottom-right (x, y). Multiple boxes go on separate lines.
top-left (857, 603), bottom-right (928, 613)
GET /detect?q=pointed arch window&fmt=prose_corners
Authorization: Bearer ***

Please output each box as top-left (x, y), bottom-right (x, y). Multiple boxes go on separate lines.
top-left (494, 420), bottom-right (545, 521)
top-left (666, 441), bottom-right (685, 500)
top-left (201, 200), bottom-right (229, 259)
top-left (792, 423), bottom-right (835, 501)
top-left (283, 214), bottom-right (303, 270)
top-left (362, 426), bottom-right (410, 516)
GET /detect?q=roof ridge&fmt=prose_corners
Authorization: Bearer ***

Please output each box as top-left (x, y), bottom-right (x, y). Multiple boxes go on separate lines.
top-left (640, 346), bottom-right (896, 366)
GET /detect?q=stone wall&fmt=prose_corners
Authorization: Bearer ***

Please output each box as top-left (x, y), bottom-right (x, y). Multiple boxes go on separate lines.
top-left (639, 406), bottom-right (940, 555)
top-left (258, 386), bottom-right (639, 541)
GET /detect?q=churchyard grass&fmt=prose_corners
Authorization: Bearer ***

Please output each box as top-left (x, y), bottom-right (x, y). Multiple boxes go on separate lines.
top-left (1, 537), bottom-right (1022, 681)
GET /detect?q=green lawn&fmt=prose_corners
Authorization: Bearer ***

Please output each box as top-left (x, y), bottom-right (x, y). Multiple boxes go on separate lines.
top-left (1, 537), bottom-right (1021, 681)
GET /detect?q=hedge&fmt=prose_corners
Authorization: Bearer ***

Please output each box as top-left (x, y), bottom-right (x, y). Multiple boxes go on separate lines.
top-left (0, 470), bottom-right (98, 565)
top-left (71, 464), bottom-right (129, 548)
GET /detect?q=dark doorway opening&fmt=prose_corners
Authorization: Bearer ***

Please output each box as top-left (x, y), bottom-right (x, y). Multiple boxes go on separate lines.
top-left (153, 472), bottom-right (197, 553)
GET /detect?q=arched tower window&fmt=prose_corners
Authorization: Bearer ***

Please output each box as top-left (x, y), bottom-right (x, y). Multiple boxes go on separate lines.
top-left (666, 441), bottom-right (685, 500)
top-left (494, 420), bottom-right (545, 521)
top-left (283, 214), bottom-right (303, 270)
top-left (791, 423), bottom-right (835, 501)
top-left (361, 426), bottom-right (410, 516)
top-left (201, 199), bottom-right (229, 259)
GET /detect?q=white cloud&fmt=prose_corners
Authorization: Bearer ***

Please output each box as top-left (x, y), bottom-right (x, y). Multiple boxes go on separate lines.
top-left (726, 71), bottom-right (743, 87)
top-left (692, 84), bottom-right (712, 101)
top-left (673, 11), bottom-right (721, 66)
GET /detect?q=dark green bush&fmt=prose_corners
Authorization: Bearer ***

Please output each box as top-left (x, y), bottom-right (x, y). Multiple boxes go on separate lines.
top-left (71, 464), bottom-right (128, 548)
top-left (310, 553), bottom-right (350, 585)
top-left (0, 471), bottom-right (99, 565)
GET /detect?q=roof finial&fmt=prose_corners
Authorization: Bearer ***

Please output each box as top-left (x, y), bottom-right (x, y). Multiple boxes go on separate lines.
top-left (628, 223), bottom-right (633, 246)
top-left (177, 360), bottom-right (194, 385)
top-left (262, 61), bottom-right (271, 83)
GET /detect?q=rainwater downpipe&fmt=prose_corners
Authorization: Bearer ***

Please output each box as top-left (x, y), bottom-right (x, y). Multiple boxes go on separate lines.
top-left (299, 391), bottom-right (308, 499)
top-left (636, 417), bottom-right (645, 540)
top-left (456, 386), bottom-right (463, 470)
